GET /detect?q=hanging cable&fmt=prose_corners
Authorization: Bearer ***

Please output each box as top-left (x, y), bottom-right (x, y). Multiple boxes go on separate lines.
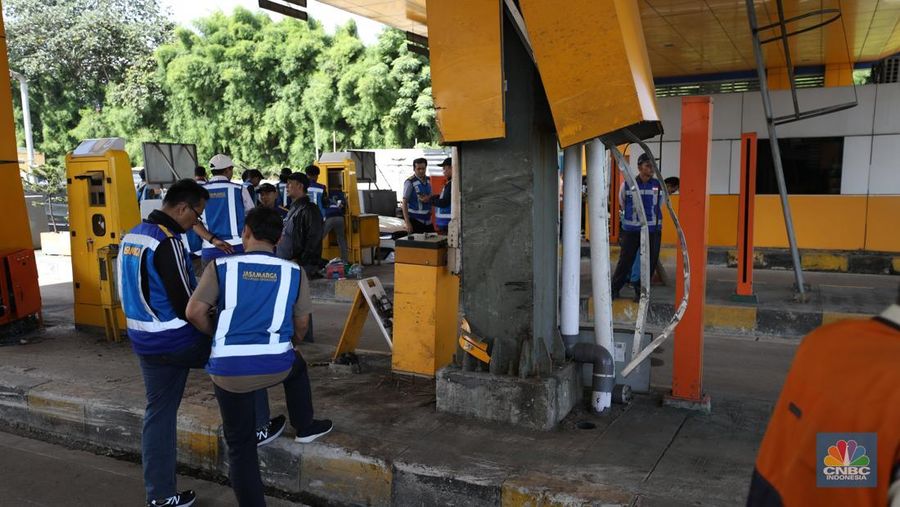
top-left (619, 129), bottom-right (691, 377)
top-left (606, 144), bottom-right (651, 365)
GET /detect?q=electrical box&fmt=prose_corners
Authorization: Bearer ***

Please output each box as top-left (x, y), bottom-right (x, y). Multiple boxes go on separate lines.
top-left (0, 249), bottom-right (41, 326)
top-left (577, 326), bottom-right (652, 394)
top-left (392, 235), bottom-right (460, 377)
top-left (66, 138), bottom-right (140, 332)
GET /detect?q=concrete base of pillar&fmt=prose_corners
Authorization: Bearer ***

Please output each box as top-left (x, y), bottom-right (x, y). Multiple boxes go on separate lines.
top-left (435, 363), bottom-right (582, 431)
top-left (663, 393), bottom-right (712, 414)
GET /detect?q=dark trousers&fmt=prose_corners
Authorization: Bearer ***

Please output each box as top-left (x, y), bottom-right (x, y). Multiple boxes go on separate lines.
top-left (214, 355), bottom-right (314, 507)
top-left (611, 229), bottom-right (662, 294)
top-left (409, 219), bottom-right (432, 234)
top-left (138, 338), bottom-right (269, 502)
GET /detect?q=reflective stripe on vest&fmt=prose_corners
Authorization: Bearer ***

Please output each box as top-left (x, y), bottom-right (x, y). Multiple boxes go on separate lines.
top-left (408, 177), bottom-right (432, 221)
top-left (278, 182), bottom-right (291, 207)
top-left (207, 253), bottom-right (300, 376)
top-left (202, 182), bottom-right (246, 248)
top-left (435, 183), bottom-right (451, 227)
top-left (622, 181), bottom-right (663, 232)
top-left (308, 184), bottom-right (326, 216)
top-left (118, 222), bottom-right (198, 355)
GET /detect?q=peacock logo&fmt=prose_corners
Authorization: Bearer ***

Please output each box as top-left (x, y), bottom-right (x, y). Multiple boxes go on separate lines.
top-left (823, 440), bottom-right (870, 467)
top-left (817, 433), bottom-right (877, 487)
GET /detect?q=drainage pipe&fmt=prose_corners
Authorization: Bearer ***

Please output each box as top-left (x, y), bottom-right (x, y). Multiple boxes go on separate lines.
top-left (560, 145), bottom-right (582, 350)
top-left (585, 139), bottom-right (616, 413)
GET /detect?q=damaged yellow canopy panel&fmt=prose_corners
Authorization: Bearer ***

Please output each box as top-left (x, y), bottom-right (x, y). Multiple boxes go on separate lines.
top-left (519, 0), bottom-right (661, 147)
top-left (426, 0), bottom-right (505, 143)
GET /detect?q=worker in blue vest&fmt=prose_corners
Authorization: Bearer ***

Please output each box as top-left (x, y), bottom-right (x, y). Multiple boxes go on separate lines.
top-left (186, 207), bottom-right (333, 507)
top-left (193, 154), bottom-right (256, 271)
top-left (242, 168), bottom-right (262, 206)
top-left (277, 167), bottom-right (292, 208)
top-left (627, 175), bottom-right (679, 301)
top-left (118, 180), bottom-right (281, 507)
top-left (431, 157), bottom-right (453, 234)
top-left (305, 165), bottom-right (327, 216)
top-left (322, 184), bottom-right (348, 262)
top-left (402, 157), bottom-right (433, 234)
top-left (611, 153), bottom-right (663, 300)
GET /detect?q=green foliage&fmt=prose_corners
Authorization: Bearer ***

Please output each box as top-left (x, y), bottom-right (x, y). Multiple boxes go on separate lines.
top-left (4, 0), bottom-right (173, 162)
top-left (5, 1), bottom-right (439, 176)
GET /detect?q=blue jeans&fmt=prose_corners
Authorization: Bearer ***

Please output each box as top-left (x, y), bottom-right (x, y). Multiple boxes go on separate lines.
top-left (215, 355), bottom-right (314, 506)
top-left (138, 338), bottom-right (270, 501)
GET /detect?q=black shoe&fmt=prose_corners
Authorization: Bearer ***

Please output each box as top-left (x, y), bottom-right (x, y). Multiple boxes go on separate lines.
top-left (148, 490), bottom-right (196, 507)
top-left (257, 415), bottom-right (286, 447)
top-left (611, 290), bottom-right (621, 300)
top-left (295, 419), bottom-right (333, 443)
top-left (632, 284), bottom-right (641, 302)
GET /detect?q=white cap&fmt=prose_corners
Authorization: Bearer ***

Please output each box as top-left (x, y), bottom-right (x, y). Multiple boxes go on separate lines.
top-left (209, 153), bottom-right (234, 171)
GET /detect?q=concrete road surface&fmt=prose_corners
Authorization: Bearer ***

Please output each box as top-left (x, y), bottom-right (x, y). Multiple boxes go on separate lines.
top-left (0, 430), bottom-right (303, 506)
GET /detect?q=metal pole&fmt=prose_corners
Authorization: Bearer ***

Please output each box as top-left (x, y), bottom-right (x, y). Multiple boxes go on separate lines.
top-left (560, 145), bottom-right (582, 348)
top-left (744, 0), bottom-right (807, 299)
top-left (10, 71), bottom-right (33, 168)
top-left (586, 139), bottom-right (614, 412)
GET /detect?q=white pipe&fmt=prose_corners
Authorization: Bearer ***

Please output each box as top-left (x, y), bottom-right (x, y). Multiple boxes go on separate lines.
top-left (10, 71), bottom-right (33, 168)
top-left (560, 145), bottom-right (582, 343)
top-left (586, 139), bottom-right (614, 412)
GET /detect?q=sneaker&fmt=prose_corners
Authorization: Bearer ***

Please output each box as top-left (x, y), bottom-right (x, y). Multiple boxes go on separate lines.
top-left (295, 419), bottom-right (333, 443)
top-left (257, 415), bottom-right (286, 447)
top-left (147, 490), bottom-right (196, 507)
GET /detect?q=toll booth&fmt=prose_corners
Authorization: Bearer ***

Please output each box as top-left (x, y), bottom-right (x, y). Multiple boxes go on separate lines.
top-left (66, 138), bottom-right (140, 335)
top-left (317, 152), bottom-right (380, 264)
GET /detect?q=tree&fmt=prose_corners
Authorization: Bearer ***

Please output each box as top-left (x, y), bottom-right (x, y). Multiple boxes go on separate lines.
top-left (4, 0), bottom-right (173, 160)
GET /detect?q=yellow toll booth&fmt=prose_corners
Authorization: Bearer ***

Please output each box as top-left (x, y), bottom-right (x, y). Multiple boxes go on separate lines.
top-left (316, 152), bottom-right (380, 264)
top-left (66, 138), bottom-right (140, 335)
top-left (391, 234), bottom-right (459, 377)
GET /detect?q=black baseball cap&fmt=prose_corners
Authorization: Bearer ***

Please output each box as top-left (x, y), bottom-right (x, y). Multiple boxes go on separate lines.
top-left (257, 183), bottom-right (277, 193)
top-left (637, 153), bottom-right (652, 165)
top-left (439, 157), bottom-right (452, 167)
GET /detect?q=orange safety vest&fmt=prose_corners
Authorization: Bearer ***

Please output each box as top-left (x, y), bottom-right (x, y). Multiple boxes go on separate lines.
top-left (748, 306), bottom-right (900, 506)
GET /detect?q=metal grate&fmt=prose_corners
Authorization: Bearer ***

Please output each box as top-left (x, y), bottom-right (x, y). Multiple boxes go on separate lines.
top-left (873, 56), bottom-right (900, 83)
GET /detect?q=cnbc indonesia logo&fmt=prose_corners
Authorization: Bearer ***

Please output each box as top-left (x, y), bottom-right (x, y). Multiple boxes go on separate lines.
top-left (817, 433), bottom-right (877, 488)
top-left (822, 439), bottom-right (871, 481)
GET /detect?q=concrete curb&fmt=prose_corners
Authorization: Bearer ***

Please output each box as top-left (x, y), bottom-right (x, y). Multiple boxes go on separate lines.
top-left (0, 370), bottom-right (639, 506)
top-left (582, 297), bottom-right (872, 338)
top-left (589, 245), bottom-right (900, 275)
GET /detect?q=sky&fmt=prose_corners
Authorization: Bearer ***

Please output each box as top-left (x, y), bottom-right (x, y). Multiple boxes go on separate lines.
top-left (158, 0), bottom-right (387, 45)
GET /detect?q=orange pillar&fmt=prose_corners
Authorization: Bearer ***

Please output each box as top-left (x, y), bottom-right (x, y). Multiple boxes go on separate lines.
top-left (668, 97), bottom-right (711, 410)
top-left (733, 133), bottom-right (758, 302)
top-left (608, 153), bottom-right (622, 245)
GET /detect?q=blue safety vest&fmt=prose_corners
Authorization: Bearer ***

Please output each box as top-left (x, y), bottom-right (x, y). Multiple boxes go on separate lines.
top-left (435, 180), bottom-right (451, 229)
top-left (621, 179), bottom-right (663, 233)
top-left (406, 176), bottom-right (432, 225)
top-left (277, 205), bottom-right (289, 220)
top-left (324, 191), bottom-right (344, 219)
top-left (278, 182), bottom-right (292, 208)
top-left (118, 222), bottom-right (200, 355)
top-left (308, 182), bottom-right (326, 216)
top-left (201, 180), bottom-right (246, 259)
top-left (206, 252), bottom-right (300, 376)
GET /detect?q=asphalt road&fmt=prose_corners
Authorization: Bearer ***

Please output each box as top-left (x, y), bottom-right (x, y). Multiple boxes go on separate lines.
top-left (0, 430), bottom-right (303, 507)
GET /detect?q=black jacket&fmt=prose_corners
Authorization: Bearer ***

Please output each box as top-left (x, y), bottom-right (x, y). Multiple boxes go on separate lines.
top-left (281, 196), bottom-right (323, 268)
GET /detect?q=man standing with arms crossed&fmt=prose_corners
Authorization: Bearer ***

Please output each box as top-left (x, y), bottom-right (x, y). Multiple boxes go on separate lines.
top-left (402, 157), bottom-right (433, 234)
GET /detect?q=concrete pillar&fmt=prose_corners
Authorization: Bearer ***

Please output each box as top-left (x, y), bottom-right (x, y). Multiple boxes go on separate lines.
top-left (458, 14), bottom-right (563, 377)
